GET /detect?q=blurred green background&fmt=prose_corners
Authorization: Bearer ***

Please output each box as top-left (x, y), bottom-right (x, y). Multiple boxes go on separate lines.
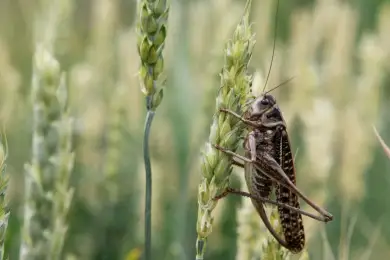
top-left (1, 0), bottom-right (390, 259)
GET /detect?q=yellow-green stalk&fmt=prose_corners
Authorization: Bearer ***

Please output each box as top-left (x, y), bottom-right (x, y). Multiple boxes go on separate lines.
top-left (0, 133), bottom-right (9, 260)
top-left (236, 187), bottom-right (290, 260)
top-left (299, 250), bottom-right (310, 260)
top-left (195, 1), bottom-right (254, 258)
top-left (236, 195), bottom-right (263, 259)
top-left (373, 127), bottom-right (390, 160)
top-left (20, 47), bottom-right (73, 260)
top-left (136, 0), bottom-right (170, 259)
top-left (259, 210), bottom-right (290, 260)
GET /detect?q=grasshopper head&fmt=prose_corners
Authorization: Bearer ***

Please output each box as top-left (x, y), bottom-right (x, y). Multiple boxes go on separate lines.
top-left (247, 93), bottom-right (277, 120)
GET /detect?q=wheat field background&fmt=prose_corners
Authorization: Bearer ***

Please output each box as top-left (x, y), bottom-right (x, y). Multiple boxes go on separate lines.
top-left (0, 0), bottom-right (390, 259)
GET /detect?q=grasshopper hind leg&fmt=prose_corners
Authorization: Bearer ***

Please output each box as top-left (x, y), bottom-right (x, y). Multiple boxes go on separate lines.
top-left (213, 188), bottom-right (332, 223)
top-left (214, 188), bottom-right (304, 253)
top-left (253, 153), bottom-right (333, 222)
top-left (212, 143), bottom-right (332, 222)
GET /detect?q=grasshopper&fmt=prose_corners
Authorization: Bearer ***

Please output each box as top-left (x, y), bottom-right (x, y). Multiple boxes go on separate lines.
top-left (210, 0), bottom-right (333, 253)
top-left (211, 0), bottom-right (333, 253)
top-left (213, 93), bottom-right (333, 253)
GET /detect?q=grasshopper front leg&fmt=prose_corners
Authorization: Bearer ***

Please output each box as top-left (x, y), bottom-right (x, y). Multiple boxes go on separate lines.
top-left (220, 107), bottom-right (285, 129)
top-left (219, 108), bottom-right (261, 128)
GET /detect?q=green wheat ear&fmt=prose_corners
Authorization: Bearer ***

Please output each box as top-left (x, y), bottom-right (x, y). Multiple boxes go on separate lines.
top-left (195, 0), bottom-right (254, 259)
top-left (20, 46), bottom-right (62, 260)
top-left (20, 47), bottom-right (74, 260)
top-left (136, 0), bottom-right (169, 111)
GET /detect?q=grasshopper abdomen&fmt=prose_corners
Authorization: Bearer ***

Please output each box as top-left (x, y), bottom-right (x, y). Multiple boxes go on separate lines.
top-left (274, 126), bottom-right (305, 253)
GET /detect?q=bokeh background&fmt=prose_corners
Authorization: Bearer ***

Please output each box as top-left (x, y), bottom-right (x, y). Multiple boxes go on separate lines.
top-left (1, 0), bottom-right (390, 259)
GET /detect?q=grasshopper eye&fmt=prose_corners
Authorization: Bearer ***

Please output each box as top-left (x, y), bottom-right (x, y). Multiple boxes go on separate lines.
top-left (261, 99), bottom-right (269, 105)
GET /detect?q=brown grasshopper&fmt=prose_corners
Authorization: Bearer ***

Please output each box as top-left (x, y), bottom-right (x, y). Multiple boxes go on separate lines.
top-left (210, 0), bottom-right (332, 253)
top-left (213, 93), bottom-right (333, 253)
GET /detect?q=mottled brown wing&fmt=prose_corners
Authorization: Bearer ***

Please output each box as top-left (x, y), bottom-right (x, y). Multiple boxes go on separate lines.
top-left (274, 127), bottom-right (305, 253)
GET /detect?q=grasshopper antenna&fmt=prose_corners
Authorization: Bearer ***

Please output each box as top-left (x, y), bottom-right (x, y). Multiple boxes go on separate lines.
top-left (264, 76), bottom-right (295, 95)
top-left (261, 0), bottom-right (280, 94)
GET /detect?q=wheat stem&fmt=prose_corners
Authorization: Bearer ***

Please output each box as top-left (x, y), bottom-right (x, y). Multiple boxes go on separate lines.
top-left (143, 109), bottom-right (155, 260)
top-left (0, 133), bottom-right (9, 260)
